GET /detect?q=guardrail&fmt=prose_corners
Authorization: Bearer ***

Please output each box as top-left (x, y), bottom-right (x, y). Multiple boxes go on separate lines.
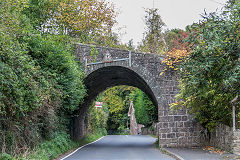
top-left (84, 51), bottom-right (132, 72)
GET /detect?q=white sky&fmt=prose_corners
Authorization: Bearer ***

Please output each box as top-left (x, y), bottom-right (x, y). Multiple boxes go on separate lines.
top-left (106, 0), bottom-right (228, 45)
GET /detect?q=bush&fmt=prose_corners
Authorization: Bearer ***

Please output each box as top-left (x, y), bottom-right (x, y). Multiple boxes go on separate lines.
top-left (25, 34), bottom-right (86, 113)
top-left (0, 28), bottom-right (61, 155)
top-left (0, 32), bottom-right (87, 155)
top-left (0, 153), bottom-right (14, 160)
top-left (88, 98), bottom-right (108, 136)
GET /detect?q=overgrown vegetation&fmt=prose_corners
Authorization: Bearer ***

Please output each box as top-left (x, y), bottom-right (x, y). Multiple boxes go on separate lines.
top-left (88, 96), bottom-right (108, 136)
top-left (178, 1), bottom-right (239, 131)
top-left (169, 0), bottom-right (240, 131)
top-left (0, 0), bottom-right (117, 158)
top-left (0, 132), bottom-right (104, 160)
top-left (139, 1), bottom-right (239, 132)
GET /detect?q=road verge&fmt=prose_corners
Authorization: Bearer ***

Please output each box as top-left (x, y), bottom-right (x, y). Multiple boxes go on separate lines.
top-left (56, 135), bottom-right (105, 160)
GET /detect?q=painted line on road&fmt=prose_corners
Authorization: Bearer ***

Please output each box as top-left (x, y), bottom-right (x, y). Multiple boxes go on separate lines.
top-left (60, 136), bottom-right (106, 160)
top-left (163, 148), bottom-right (185, 160)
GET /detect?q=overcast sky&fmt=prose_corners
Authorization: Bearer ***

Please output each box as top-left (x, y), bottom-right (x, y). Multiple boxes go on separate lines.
top-left (106, 0), bottom-right (228, 45)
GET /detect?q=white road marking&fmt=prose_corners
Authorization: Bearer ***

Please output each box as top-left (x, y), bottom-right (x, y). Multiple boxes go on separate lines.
top-left (60, 136), bottom-right (105, 160)
top-left (163, 148), bottom-right (184, 160)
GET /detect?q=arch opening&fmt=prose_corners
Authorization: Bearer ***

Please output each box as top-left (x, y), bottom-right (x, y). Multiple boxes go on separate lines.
top-left (84, 66), bottom-right (158, 108)
top-left (88, 85), bottom-right (158, 135)
top-left (72, 66), bottom-right (159, 140)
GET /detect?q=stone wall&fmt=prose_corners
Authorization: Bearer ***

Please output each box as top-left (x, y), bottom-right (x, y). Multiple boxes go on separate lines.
top-left (210, 123), bottom-right (240, 154)
top-left (233, 131), bottom-right (240, 155)
top-left (141, 123), bottom-right (158, 136)
top-left (157, 70), bottom-right (203, 147)
top-left (158, 111), bottom-right (204, 147)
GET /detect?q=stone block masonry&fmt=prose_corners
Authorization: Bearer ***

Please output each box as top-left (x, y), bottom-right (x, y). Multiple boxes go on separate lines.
top-left (74, 43), bottom-right (203, 147)
top-left (210, 123), bottom-right (240, 155)
top-left (158, 112), bottom-right (203, 147)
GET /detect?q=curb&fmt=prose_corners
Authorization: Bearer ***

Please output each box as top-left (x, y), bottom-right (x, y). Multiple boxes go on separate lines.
top-left (163, 148), bottom-right (185, 160)
top-left (59, 136), bottom-right (105, 160)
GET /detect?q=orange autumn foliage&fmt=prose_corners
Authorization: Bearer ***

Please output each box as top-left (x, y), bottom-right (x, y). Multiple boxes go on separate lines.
top-left (160, 49), bottom-right (190, 75)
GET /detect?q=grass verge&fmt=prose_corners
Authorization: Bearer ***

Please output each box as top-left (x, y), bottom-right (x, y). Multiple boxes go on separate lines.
top-left (0, 132), bottom-right (105, 160)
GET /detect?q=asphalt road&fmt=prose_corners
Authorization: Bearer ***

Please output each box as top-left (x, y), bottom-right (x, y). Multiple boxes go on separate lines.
top-left (62, 135), bottom-right (175, 160)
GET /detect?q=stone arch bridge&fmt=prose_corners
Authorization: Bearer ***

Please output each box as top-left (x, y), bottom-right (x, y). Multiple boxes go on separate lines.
top-left (72, 44), bottom-right (202, 147)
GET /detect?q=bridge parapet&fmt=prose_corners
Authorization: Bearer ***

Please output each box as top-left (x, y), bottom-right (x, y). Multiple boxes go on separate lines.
top-left (75, 43), bottom-right (164, 75)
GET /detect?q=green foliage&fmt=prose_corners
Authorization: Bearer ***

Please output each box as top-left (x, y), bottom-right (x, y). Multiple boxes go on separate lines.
top-left (130, 88), bottom-right (158, 127)
top-left (0, 25), bottom-right (61, 155)
top-left (138, 8), bottom-right (166, 54)
top-left (0, 31), bottom-right (87, 155)
top-left (0, 0), bottom-right (86, 156)
top-left (100, 86), bottom-right (157, 133)
top-left (0, 153), bottom-right (14, 160)
top-left (88, 96), bottom-right (108, 135)
top-left (22, 132), bottom-right (74, 160)
top-left (22, 0), bottom-right (54, 30)
top-left (175, 0), bottom-right (240, 131)
top-left (132, 90), bottom-right (149, 125)
top-left (0, 0), bottom-right (31, 35)
top-left (103, 86), bottom-right (131, 134)
top-left (25, 34), bottom-right (86, 113)
top-left (90, 46), bottom-right (99, 62)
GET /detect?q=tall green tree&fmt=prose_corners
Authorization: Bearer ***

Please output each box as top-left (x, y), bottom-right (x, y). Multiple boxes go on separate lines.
top-left (138, 8), bottom-right (165, 54)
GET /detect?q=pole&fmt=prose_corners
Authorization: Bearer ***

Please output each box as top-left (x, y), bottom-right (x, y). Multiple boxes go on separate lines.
top-left (231, 95), bottom-right (238, 131)
top-left (129, 51), bottom-right (132, 67)
top-left (233, 104), bottom-right (236, 131)
top-left (85, 58), bottom-right (88, 73)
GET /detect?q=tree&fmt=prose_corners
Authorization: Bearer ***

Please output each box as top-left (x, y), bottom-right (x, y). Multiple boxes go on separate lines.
top-left (102, 86), bottom-right (130, 133)
top-left (172, 0), bottom-right (240, 131)
top-left (160, 29), bottom-right (191, 74)
top-left (130, 88), bottom-right (158, 127)
top-left (55, 0), bottom-right (117, 44)
top-left (22, 0), bottom-right (118, 45)
top-left (126, 39), bottom-right (135, 51)
top-left (138, 8), bottom-right (166, 54)
top-left (164, 29), bottom-right (190, 51)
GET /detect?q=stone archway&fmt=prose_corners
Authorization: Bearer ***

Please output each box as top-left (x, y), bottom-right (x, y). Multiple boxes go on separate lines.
top-left (72, 44), bottom-right (203, 147)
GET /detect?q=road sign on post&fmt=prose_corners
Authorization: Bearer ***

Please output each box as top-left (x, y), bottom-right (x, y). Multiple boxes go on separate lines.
top-left (95, 102), bottom-right (103, 108)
